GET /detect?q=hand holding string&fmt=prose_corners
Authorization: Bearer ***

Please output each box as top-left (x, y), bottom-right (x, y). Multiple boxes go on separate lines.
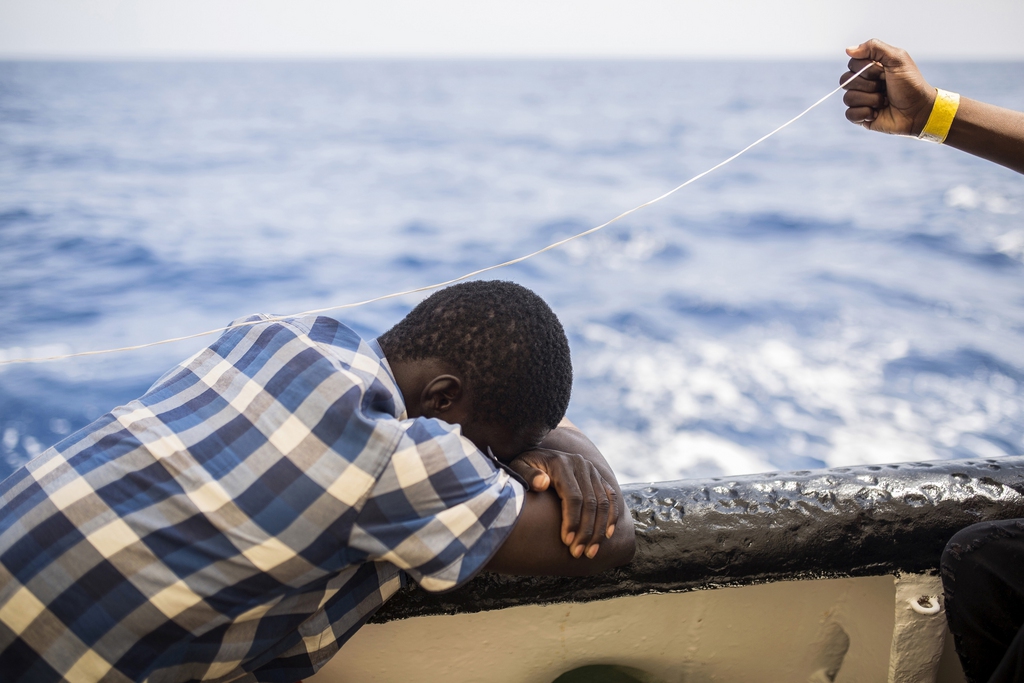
top-left (841, 39), bottom-right (935, 136)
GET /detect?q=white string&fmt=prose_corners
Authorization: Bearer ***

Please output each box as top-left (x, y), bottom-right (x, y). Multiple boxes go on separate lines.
top-left (1, 64), bottom-right (874, 367)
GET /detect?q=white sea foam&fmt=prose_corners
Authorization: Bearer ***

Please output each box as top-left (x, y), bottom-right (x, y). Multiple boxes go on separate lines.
top-left (946, 184), bottom-right (1018, 215)
top-left (1, 428), bottom-right (17, 452)
top-left (562, 228), bottom-right (666, 269)
top-left (996, 230), bottom-right (1024, 262)
top-left (577, 324), bottom-right (1024, 482)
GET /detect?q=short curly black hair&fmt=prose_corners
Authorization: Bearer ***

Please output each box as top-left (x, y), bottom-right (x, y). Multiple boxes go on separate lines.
top-left (378, 280), bottom-right (572, 431)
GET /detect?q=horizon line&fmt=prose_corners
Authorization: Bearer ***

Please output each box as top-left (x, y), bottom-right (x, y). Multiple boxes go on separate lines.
top-left (3, 52), bottom-right (1024, 63)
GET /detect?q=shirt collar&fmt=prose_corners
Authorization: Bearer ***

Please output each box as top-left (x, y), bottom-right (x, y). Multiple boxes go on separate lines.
top-left (371, 337), bottom-right (408, 420)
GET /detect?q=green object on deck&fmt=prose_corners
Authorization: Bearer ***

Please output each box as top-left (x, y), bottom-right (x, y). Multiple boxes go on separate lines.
top-left (551, 664), bottom-right (658, 683)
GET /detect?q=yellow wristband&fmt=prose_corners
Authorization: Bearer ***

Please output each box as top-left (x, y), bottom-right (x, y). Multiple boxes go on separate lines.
top-left (918, 88), bottom-right (960, 144)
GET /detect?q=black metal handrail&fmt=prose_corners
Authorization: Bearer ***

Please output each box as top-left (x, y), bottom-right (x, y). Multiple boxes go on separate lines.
top-left (373, 456), bottom-right (1024, 621)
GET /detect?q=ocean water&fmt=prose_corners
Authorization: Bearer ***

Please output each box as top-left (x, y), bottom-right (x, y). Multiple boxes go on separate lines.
top-left (1, 60), bottom-right (1022, 485)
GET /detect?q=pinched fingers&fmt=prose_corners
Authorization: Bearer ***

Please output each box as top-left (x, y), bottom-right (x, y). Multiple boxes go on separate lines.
top-left (845, 106), bottom-right (878, 126)
top-left (842, 40), bottom-right (933, 135)
top-left (849, 39), bottom-right (913, 71)
top-left (841, 68), bottom-right (884, 92)
top-left (844, 89), bottom-right (886, 124)
top-left (844, 58), bottom-right (884, 83)
top-left (841, 61), bottom-right (885, 129)
top-left (841, 67), bottom-right (887, 126)
top-left (843, 89), bottom-right (885, 108)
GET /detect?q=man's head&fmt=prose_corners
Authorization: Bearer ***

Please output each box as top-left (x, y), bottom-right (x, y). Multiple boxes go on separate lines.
top-left (378, 280), bottom-right (572, 460)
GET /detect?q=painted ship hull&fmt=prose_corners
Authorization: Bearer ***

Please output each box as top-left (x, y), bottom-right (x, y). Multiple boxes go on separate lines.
top-left (310, 457), bottom-right (1024, 683)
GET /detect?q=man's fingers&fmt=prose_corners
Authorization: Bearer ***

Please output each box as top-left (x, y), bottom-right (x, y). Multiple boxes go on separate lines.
top-left (841, 70), bottom-right (883, 92)
top-left (507, 458), bottom-right (551, 491)
top-left (845, 59), bottom-right (884, 82)
top-left (847, 39), bottom-right (907, 70)
top-left (511, 447), bottom-right (621, 559)
top-left (570, 464), bottom-right (600, 559)
top-left (843, 90), bottom-right (886, 110)
top-left (515, 448), bottom-right (588, 547)
top-left (553, 467), bottom-right (583, 547)
top-left (842, 87), bottom-right (886, 124)
top-left (845, 43), bottom-right (870, 60)
top-left (604, 480), bottom-right (619, 538)
top-left (584, 467), bottom-right (611, 558)
top-left (845, 106), bottom-right (877, 125)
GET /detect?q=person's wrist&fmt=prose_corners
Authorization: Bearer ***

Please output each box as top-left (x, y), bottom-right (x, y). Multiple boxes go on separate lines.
top-left (917, 88), bottom-right (961, 144)
top-left (909, 84), bottom-right (938, 137)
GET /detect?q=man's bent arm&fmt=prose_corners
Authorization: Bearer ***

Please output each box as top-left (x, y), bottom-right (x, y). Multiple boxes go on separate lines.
top-left (484, 419), bottom-right (636, 576)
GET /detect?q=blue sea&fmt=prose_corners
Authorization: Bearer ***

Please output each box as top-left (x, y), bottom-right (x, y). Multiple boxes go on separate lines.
top-left (2, 60), bottom-right (1023, 484)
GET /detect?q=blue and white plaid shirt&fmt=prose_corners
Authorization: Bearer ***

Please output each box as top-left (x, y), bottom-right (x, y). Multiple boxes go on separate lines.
top-left (0, 314), bottom-right (525, 682)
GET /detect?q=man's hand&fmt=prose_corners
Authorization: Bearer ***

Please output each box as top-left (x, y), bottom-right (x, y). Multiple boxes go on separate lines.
top-left (841, 39), bottom-right (935, 136)
top-left (841, 39), bottom-right (1024, 174)
top-left (508, 446), bottom-right (618, 560)
top-left (485, 418), bottom-right (635, 576)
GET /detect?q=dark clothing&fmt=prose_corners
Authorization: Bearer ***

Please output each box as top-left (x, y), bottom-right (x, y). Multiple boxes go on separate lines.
top-left (942, 519), bottom-right (1024, 683)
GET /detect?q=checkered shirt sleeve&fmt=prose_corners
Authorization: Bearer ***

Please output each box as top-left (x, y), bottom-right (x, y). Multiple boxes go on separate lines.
top-left (0, 315), bottom-right (525, 683)
top-left (351, 416), bottom-right (525, 593)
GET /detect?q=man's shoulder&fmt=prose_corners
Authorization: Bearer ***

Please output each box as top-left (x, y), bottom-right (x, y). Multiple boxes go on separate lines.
top-left (210, 314), bottom-right (384, 376)
top-left (142, 313), bottom-right (403, 420)
top-left (223, 313), bottom-right (364, 351)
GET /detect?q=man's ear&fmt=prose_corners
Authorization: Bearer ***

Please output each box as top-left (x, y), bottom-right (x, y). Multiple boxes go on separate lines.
top-left (419, 374), bottom-right (464, 417)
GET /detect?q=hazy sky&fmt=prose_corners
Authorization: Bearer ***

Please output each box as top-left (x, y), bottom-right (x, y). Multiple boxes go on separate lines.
top-left (1, 0), bottom-right (1022, 59)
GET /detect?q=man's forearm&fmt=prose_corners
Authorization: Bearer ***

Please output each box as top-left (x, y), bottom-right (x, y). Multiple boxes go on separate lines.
top-left (945, 97), bottom-right (1024, 175)
top-left (485, 490), bottom-right (633, 575)
top-left (487, 420), bottom-right (636, 575)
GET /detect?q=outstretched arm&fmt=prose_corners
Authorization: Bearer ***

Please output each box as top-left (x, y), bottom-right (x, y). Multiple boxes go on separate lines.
top-left (484, 419), bottom-right (636, 576)
top-left (841, 39), bottom-right (1024, 175)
